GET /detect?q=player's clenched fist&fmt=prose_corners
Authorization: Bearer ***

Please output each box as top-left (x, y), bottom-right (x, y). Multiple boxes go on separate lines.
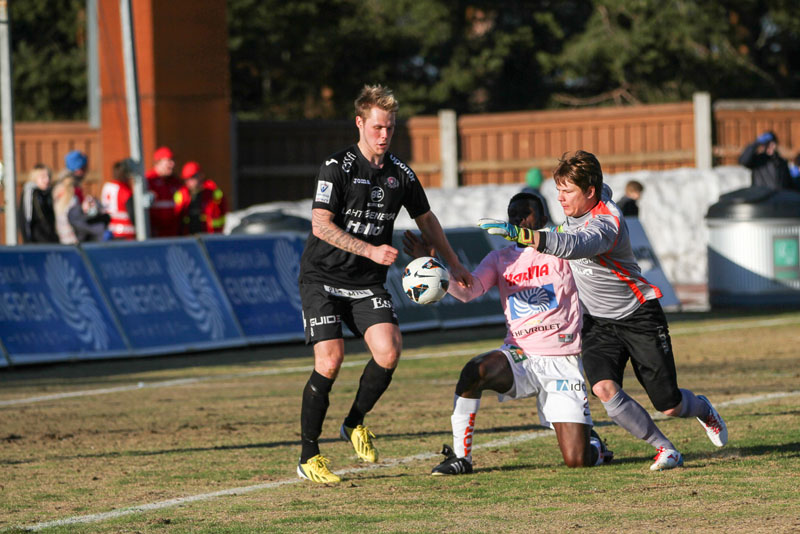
top-left (477, 218), bottom-right (534, 246)
top-left (370, 244), bottom-right (398, 265)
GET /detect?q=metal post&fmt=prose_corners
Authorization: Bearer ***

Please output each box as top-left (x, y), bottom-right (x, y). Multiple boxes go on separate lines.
top-left (0, 0), bottom-right (16, 245)
top-left (693, 92), bottom-right (713, 170)
top-left (120, 0), bottom-right (149, 240)
top-left (229, 113), bottom-right (238, 210)
top-left (438, 109), bottom-right (458, 188)
top-left (87, 0), bottom-right (100, 129)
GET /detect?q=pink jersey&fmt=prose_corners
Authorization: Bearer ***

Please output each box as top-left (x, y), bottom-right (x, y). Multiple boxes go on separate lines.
top-left (449, 244), bottom-right (582, 357)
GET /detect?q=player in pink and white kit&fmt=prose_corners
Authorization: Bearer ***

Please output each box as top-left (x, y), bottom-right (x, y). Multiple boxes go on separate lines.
top-left (479, 151), bottom-right (727, 472)
top-left (405, 193), bottom-right (612, 475)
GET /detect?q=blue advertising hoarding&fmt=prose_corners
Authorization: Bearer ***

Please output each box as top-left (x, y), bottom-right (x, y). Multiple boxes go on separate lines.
top-left (0, 245), bottom-right (129, 365)
top-left (82, 239), bottom-right (245, 354)
top-left (0, 228), bottom-right (508, 367)
top-left (200, 234), bottom-right (306, 343)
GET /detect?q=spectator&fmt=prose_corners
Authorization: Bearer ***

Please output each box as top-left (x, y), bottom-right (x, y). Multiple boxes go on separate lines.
top-left (52, 175), bottom-right (111, 244)
top-left (18, 164), bottom-right (59, 244)
top-left (101, 159), bottom-right (136, 240)
top-left (738, 131), bottom-right (795, 190)
top-left (616, 180), bottom-right (644, 218)
top-left (60, 149), bottom-right (89, 203)
top-left (520, 167), bottom-right (552, 225)
top-left (790, 154), bottom-right (800, 188)
top-left (63, 149), bottom-right (88, 181)
top-left (146, 146), bottom-right (182, 237)
top-left (174, 161), bottom-right (227, 235)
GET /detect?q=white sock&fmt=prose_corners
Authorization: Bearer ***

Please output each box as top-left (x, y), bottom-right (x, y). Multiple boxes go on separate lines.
top-left (451, 395), bottom-right (480, 462)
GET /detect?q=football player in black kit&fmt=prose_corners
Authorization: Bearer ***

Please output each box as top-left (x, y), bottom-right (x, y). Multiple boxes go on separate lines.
top-left (296, 84), bottom-right (473, 483)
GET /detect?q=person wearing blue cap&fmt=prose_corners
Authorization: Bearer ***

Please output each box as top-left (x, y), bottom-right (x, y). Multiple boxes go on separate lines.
top-left (739, 131), bottom-right (795, 191)
top-left (64, 150), bottom-right (88, 177)
top-left (52, 149), bottom-right (110, 243)
top-left (58, 150), bottom-right (90, 205)
top-left (790, 153), bottom-right (800, 189)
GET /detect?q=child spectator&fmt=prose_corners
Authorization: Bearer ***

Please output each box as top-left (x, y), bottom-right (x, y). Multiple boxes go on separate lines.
top-left (617, 180), bottom-right (644, 217)
top-left (52, 171), bottom-right (111, 245)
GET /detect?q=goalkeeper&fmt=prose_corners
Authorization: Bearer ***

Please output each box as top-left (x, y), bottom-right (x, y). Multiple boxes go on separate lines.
top-left (478, 150), bottom-right (727, 471)
top-left (404, 192), bottom-right (612, 475)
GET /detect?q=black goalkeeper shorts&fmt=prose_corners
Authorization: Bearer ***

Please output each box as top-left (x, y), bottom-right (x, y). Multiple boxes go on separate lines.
top-left (581, 299), bottom-right (682, 412)
top-left (299, 282), bottom-right (398, 345)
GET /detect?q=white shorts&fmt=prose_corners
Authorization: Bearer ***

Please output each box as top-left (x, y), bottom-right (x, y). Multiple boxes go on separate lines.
top-left (496, 344), bottom-right (593, 429)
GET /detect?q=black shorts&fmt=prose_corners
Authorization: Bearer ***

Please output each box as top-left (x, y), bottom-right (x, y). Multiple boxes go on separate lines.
top-left (581, 299), bottom-right (682, 412)
top-left (299, 282), bottom-right (398, 344)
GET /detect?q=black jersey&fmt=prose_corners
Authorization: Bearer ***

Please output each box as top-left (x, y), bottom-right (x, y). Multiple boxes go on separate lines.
top-left (299, 144), bottom-right (431, 288)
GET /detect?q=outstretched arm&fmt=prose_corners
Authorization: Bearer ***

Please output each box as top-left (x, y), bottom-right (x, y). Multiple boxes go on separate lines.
top-left (414, 211), bottom-right (473, 288)
top-left (403, 228), bottom-right (485, 301)
top-left (311, 208), bottom-right (397, 266)
top-left (478, 218), bottom-right (542, 248)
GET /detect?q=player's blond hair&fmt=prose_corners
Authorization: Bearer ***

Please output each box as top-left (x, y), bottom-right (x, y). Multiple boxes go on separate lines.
top-left (355, 84), bottom-right (399, 120)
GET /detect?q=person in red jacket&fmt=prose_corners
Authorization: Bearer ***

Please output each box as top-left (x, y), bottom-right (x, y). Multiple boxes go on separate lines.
top-left (100, 159), bottom-right (136, 240)
top-left (145, 146), bottom-right (183, 237)
top-left (174, 161), bottom-right (227, 234)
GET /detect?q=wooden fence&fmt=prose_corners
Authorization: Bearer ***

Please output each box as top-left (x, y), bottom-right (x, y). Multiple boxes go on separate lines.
top-left (0, 122), bottom-right (101, 244)
top-left (457, 102), bottom-right (696, 186)
top-left (235, 100), bottom-right (703, 203)
top-left (2, 98), bottom-right (800, 241)
top-left (713, 100), bottom-right (800, 166)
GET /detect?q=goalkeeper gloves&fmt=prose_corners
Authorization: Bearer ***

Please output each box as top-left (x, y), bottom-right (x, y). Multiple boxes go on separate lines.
top-left (477, 218), bottom-right (535, 246)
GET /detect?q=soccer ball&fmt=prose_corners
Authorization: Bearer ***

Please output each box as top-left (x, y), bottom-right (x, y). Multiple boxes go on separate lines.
top-left (402, 256), bottom-right (450, 305)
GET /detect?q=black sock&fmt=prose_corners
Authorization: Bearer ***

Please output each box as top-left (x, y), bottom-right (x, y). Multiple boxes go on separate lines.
top-left (300, 370), bottom-right (334, 463)
top-left (343, 359), bottom-right (395, 429)
top-left (589, 443), bottom-right (600, 466)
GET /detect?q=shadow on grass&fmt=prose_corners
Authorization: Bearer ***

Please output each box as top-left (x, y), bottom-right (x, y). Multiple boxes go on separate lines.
top-left (1, 422), bottom-right (555, 465)
top-left (0, 325), bottom-right (509, 387)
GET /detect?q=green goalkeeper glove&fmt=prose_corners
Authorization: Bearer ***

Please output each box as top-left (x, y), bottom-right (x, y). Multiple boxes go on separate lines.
top-left (477, 218), bottom-right (535, 246)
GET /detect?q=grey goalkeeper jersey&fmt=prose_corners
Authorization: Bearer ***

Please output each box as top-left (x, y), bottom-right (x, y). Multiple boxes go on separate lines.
top-left (536, 185), bottom-right (662, 319)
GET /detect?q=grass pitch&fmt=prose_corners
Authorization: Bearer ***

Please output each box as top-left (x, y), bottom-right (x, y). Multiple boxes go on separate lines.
top-left (1, 310), bottom-right (799, 533)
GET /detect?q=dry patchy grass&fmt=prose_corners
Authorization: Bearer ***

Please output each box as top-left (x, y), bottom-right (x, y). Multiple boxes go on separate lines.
top-left (1, 311), bottom-right (799, 533)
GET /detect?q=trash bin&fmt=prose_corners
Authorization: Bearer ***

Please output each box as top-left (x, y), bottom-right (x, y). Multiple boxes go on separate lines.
top-left (705, 186), bottom-right (800, 308)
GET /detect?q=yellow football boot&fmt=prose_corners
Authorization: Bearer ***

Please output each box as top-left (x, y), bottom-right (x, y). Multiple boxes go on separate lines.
top-left (340, 424), bottom-right (378, 463)
top-left (297, 454), bottom-right (341, 483)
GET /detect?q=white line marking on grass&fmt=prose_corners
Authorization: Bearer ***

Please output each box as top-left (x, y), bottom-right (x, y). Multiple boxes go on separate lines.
top-left (715, 391), bottom-right (800, 407)
top-left (16, 391), bottom-right (800, 532)
top-left (3, 314), bottom-right (799, 408)
top-left (649, 390), bottom-right (800, 421)
top-left (669, 315), bottom-right (800, 336)
top-left (17, 429), bottom-right (556, 532)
